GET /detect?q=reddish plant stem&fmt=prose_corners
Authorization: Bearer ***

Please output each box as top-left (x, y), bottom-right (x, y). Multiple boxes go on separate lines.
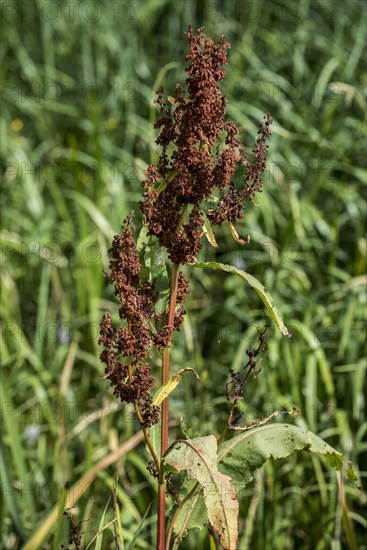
top-left (161, 265), bottom-right (179, 454)
top-left (157, 264), bottom-right (179, 550)
top-left (157, 482), bottom-right (167, 550)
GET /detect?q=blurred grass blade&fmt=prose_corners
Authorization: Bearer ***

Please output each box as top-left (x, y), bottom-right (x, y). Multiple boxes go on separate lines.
top-left (114, 489), bottom-right (124, 550)
top-left (126, 504), bottom-right (152, 550)
top-left (22, 432), bottom-right (144, 550)
top-left (88, 498), bottom-right (110, 550)
top-left (34, 263), bottom-right (51, 359)
top-left (0, 450), bottom-right (26, 538)
top-left (67, 191), bottom-right (115, 239)
top-left (52, 484), bottom-right (68, 550)
top-left (314, 58), bottom-right (339, 107)
top-left (1, 381), bottom-right (36, 524)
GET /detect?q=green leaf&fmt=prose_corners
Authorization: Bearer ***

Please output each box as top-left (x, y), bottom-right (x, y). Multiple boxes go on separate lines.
top-left (163, 436), bottom-right (239, 550)
top-left (218, 423), bottom-right (356, 487)
top-left (180, 417), bottom-right (198, 440)
top-left (140, 236), bottom-right (168, 280)
top-left (138, 233), bottom-right (169, 312)
top-left (148, 416), bottom-right (161, 461)
top-left (201, 211), bottom-right (218, 248)
top-left (153, 368), bottom-right (201, 406)
top-left (191, 261), bottom-right (289, 336)
top-left (136, 225), bottom-right (149, 251)
top-left (153, 375), bottom-right (181, 407)
top-left (172, 485), bottom-right (208, 545)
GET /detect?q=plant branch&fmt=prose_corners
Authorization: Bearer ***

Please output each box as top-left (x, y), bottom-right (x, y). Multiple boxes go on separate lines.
top-left (218, 321), bottom-right (269, 446)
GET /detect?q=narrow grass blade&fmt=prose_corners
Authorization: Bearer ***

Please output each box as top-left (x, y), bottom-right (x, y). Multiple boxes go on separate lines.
top-left (126, 504), bottom-right (152, 550)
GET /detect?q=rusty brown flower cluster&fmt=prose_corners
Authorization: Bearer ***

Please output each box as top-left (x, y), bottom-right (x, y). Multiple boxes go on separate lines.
top-left (98, 216), bottom-right (160, 427)
top-left (99, 217), bottom-right (190, 425)
top-left (207, 115), bottom-right (272, 226)
top-left (140, 26), bottom-right (272, 265)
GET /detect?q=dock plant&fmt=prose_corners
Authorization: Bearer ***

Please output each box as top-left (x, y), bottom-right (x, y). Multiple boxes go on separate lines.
top-left (99, 26), bottom-right (355, 550)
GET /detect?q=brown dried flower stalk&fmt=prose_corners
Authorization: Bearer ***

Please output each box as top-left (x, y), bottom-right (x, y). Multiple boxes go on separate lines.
top-left (99, 216), bottom-right (160, 428)
top-left (140, 25), bottom-right (272, 265)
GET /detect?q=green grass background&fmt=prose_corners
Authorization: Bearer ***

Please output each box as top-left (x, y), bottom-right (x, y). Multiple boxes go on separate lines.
top-left (1, 0), bottom-right (366, 548)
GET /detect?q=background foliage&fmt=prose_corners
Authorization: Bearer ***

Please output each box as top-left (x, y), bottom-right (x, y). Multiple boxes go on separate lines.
top-left (1, 0), bottom-right (366, 548)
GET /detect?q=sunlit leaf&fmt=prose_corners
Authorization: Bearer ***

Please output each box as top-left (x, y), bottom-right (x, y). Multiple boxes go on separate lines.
top-left (191, 261), bottom-right (289, 336)
top-left (218, 423), bottom-right (356, 486)
top-left (164, 436), bottom-right (239, 550)
top-left (201, 211), bottom-right (218, 248)
top-left (153, 368), bottom-right (201, 407)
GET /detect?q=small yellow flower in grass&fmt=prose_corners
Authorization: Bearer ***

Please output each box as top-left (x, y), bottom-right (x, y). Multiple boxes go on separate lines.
top-left (11, 119), bottom-right (23, 132)
top-left (105, 117), bottom-right (119, 130)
